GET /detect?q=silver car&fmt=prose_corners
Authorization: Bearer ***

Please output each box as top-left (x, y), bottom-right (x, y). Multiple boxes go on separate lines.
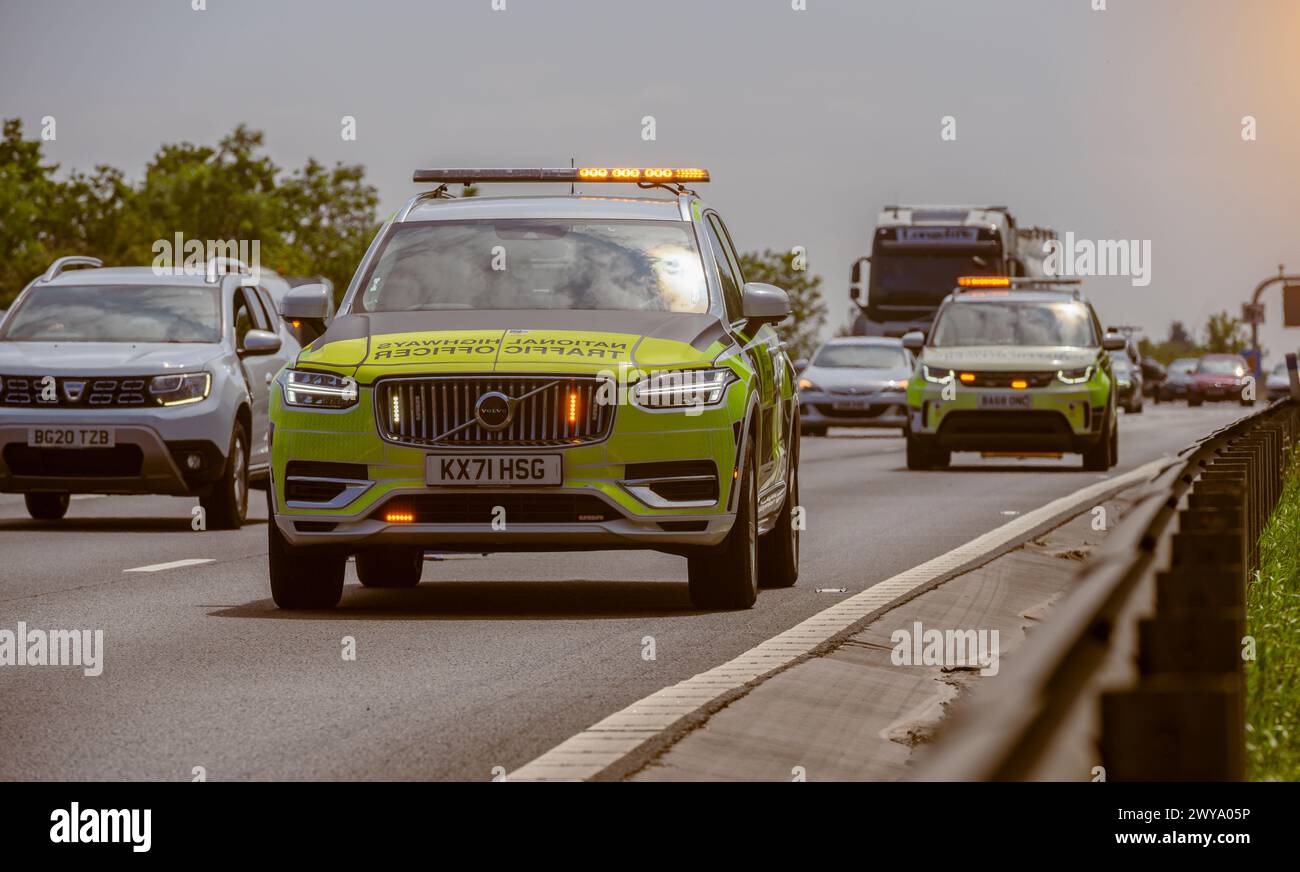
top-left (0, 256), bottom-right (306, 526)
top-left (1266, 360), bottom-right (1294, 401)
top-left (797, 336), bottom-right (912, 435)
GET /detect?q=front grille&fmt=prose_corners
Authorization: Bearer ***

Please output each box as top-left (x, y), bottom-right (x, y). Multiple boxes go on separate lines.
top-left (959, 371), bottom-right (1057, 389)
top-left (813, 403), bottom-right (899, 419)
top-left (374, 376), bottom-right (614, 447)
top-left (0, 375), bottom-right (155, 407)
top-left (939, 410), bottom-right (1071, 436)
top-left (285, 479), bottom-right (348, 502)
top-left (373, 493), bottom-right (619, 524)
top-left (3, 444), bottom-right (144, 477)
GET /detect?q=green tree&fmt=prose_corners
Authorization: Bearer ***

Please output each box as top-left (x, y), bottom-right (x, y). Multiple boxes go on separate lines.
top-left (1204, 310), bottom-right (1249, 354)
top-left (0, 119), bottom-right (379, 307)
top-left (737, 248), bottom-right (828, 361)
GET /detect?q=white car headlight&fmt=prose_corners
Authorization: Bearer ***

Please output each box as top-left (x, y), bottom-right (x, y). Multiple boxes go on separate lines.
top-left (1057, 366), bottom-right (1093, 385)
top-left (632, 367), bottom-right (735, 409)
top-left (922, 363), bottom-right (953, 383)
top-left (284, 369), bottom-right (358, 409)
top-left (149, 372), bottom-right (211, 406)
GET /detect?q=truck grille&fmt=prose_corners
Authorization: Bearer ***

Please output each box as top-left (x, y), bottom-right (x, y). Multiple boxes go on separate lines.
top-left (0, 375), bottom-right (154, 407)
top-left (374, 375), bottom-right (615, 447)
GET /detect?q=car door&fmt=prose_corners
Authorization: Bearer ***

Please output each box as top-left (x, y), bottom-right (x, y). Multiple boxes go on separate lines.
top-left (236, 286), bottom-right (283, 470)
top-left (703, 212), bottom-right (783, 494)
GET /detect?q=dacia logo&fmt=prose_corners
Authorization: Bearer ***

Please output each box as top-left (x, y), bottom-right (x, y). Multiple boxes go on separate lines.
top-left (62, 380), bottom-right (86, 402)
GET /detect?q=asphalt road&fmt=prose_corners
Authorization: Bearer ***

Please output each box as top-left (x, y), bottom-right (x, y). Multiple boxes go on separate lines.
top-left (0, 402), bottom-right (1250, 781)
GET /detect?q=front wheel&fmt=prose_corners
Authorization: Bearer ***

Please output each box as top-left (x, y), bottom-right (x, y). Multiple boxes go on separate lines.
top-left (758, 452), bottom-right (799, 590)
top-left (1082, 405), bottom-right (1117, 471)
top-left (687, 440), bottom-right (757, 610)
top-left (202, 422), bottom-right (249, 530)
top-left (25, 492), bottom-right (70, 520)
top-left (356, 547), bottom-right (424, 588)
top-left (906, 432), bottom-right (950, 470)
top-left (268, 493), bottom-right (345, 609)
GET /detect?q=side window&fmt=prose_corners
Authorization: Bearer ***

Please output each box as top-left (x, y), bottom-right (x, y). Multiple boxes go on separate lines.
top-left (232, 292), bottom-right (254, 347)
top-left (254, 288), bottom-right (279, 332)
top-left (704, 214), bottom-right (744, 322)
top-left (242, 287), bottom-right (270, 332)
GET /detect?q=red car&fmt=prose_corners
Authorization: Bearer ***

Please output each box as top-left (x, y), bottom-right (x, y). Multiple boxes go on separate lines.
top-left (1187, 354), bottom-right (1254, 407)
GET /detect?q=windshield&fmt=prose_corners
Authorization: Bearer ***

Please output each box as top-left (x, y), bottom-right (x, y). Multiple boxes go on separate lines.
top-left (930, 301), bottom-right (1098, 348)
top-left (869, 253), bottom-right (998, 301)
top-left (1111, 355), bottom-right (1133, 374)
top-left (1170, 358), bottom-right (1198, 374)
top-left (1, 284), bottom-right (221, 343)
top-left (1198, 357), bottom-right (1246, 375)
top-left (355, 219), bottom-right (708, 314)
top-left (813, 343), bottom-right (908, 369)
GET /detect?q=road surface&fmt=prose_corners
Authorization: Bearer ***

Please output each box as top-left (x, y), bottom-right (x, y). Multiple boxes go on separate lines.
top-left (0, 403), bottom-right (1248, 780)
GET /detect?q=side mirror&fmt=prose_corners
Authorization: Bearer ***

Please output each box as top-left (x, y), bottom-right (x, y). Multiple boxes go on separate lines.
top-left (849, 257), bottom-right (869, 308)
top-left (741, 282), bottom-right (792, 328)
top-left (280, 283), bottom-right (333, 322)
top-left (241, 328), bottom-right (282, 356)
top-left (901, 330), bottom-right (925, 352)
top-left (1102, 333), bottom-right (1127, 351)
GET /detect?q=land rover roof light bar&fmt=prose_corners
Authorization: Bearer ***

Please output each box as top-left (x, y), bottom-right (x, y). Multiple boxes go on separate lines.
top-left (954, 276), bottom-right (1084, 299)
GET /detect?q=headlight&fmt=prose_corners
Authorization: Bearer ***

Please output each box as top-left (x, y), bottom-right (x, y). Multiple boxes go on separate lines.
top-left (149, 372), bottom-right (210, 406)
top-left (284, 369), bottom-right (358, 409)
top-left (1057, 366), bottom-right (1093, 385)
top-left (922, 363), bottom-right (953, 383)
top-left (885, 379), bottom-right (909, 391)
top-left (632, 367), bottom-right (735, 409)
top-left (797, 377), bottom-right (819, 392)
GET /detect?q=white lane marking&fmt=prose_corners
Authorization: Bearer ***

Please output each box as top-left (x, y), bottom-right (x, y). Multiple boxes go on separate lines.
top-left (70, 495), bottom-right (105, 501)
top-left (124, 558), bottom-right (214, 573)
top-left (507, 456), bottom-right (1172, 782)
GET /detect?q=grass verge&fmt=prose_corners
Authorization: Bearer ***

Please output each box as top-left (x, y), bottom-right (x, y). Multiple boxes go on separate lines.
top-left (1246, 446), bottom-right (1300, 780)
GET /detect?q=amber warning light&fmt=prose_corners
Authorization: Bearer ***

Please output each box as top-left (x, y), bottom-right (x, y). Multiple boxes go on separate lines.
top-left (412, 167), bottom-right (710, 184)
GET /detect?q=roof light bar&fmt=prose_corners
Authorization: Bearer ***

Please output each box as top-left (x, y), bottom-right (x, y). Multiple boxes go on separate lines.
top-left (411, 167), bottom-right (709, 184)
top-left (957, 276), bottom-right (1012, 288)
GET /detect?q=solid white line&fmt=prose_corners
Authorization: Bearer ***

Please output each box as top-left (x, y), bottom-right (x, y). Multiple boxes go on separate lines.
top-left (123, 558), bottom-right (215, 573)
top-left (507, 457), bottom-right (1172, 782)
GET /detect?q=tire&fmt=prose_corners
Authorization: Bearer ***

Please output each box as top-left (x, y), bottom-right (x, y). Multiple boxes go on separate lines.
top-left (758, 446), bottom-right (799, 590)
top-left (906, 432), bottom-right (950, 470)
top-left (687, 440), bottom-right (758, 610)
top-left (1082, 403), bottom-right (1116, 471)
top-left (25, 492), bottom-right (69, 520)
top-left (356, 547), bottom-right (424, 588)
top-left (1131, 398), bottom-right (1144, 414)
top-left (201, 422), bottom-right (249, 530)
top-left (1188, 396), bottom-right (1203, 407)
top-left (802, 426), bottom-right (826, 438)
top-left (268, 492), bottom-right (345, 609)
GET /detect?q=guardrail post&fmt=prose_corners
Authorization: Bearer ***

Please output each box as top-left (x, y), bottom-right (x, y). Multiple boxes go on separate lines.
top-left (1101, 451), bottom-right (1252, 780)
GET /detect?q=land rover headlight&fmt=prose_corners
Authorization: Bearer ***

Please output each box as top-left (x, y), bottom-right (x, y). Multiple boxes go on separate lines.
top-left (922, 363), bottom-right (954, 383)
top-left (150, 372), bottom-right (211, 406)
top-left (1057, 366), bottom-right (1093, 385)
top-left (284, 369), bottom-right (358, 409)
top-left (632, 367), bottom-right (735, 409)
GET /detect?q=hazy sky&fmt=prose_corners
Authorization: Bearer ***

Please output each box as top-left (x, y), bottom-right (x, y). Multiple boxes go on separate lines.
top-left (3, 0), bottom-right (1299, 360)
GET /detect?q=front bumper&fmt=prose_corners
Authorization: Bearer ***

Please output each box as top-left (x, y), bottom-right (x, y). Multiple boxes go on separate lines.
top-left (0, 401), bottom-right (230, 495)
top-left (906, 380), bottom-right (1105, 452)
top-left (799, 389), bottom-right (908, 429)
top-left (270, 382), bottom-right (744, 552)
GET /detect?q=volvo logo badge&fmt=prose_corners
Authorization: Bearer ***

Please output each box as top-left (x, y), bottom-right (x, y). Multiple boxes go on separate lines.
top-left (474, 391), bottom-right (513, 431)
